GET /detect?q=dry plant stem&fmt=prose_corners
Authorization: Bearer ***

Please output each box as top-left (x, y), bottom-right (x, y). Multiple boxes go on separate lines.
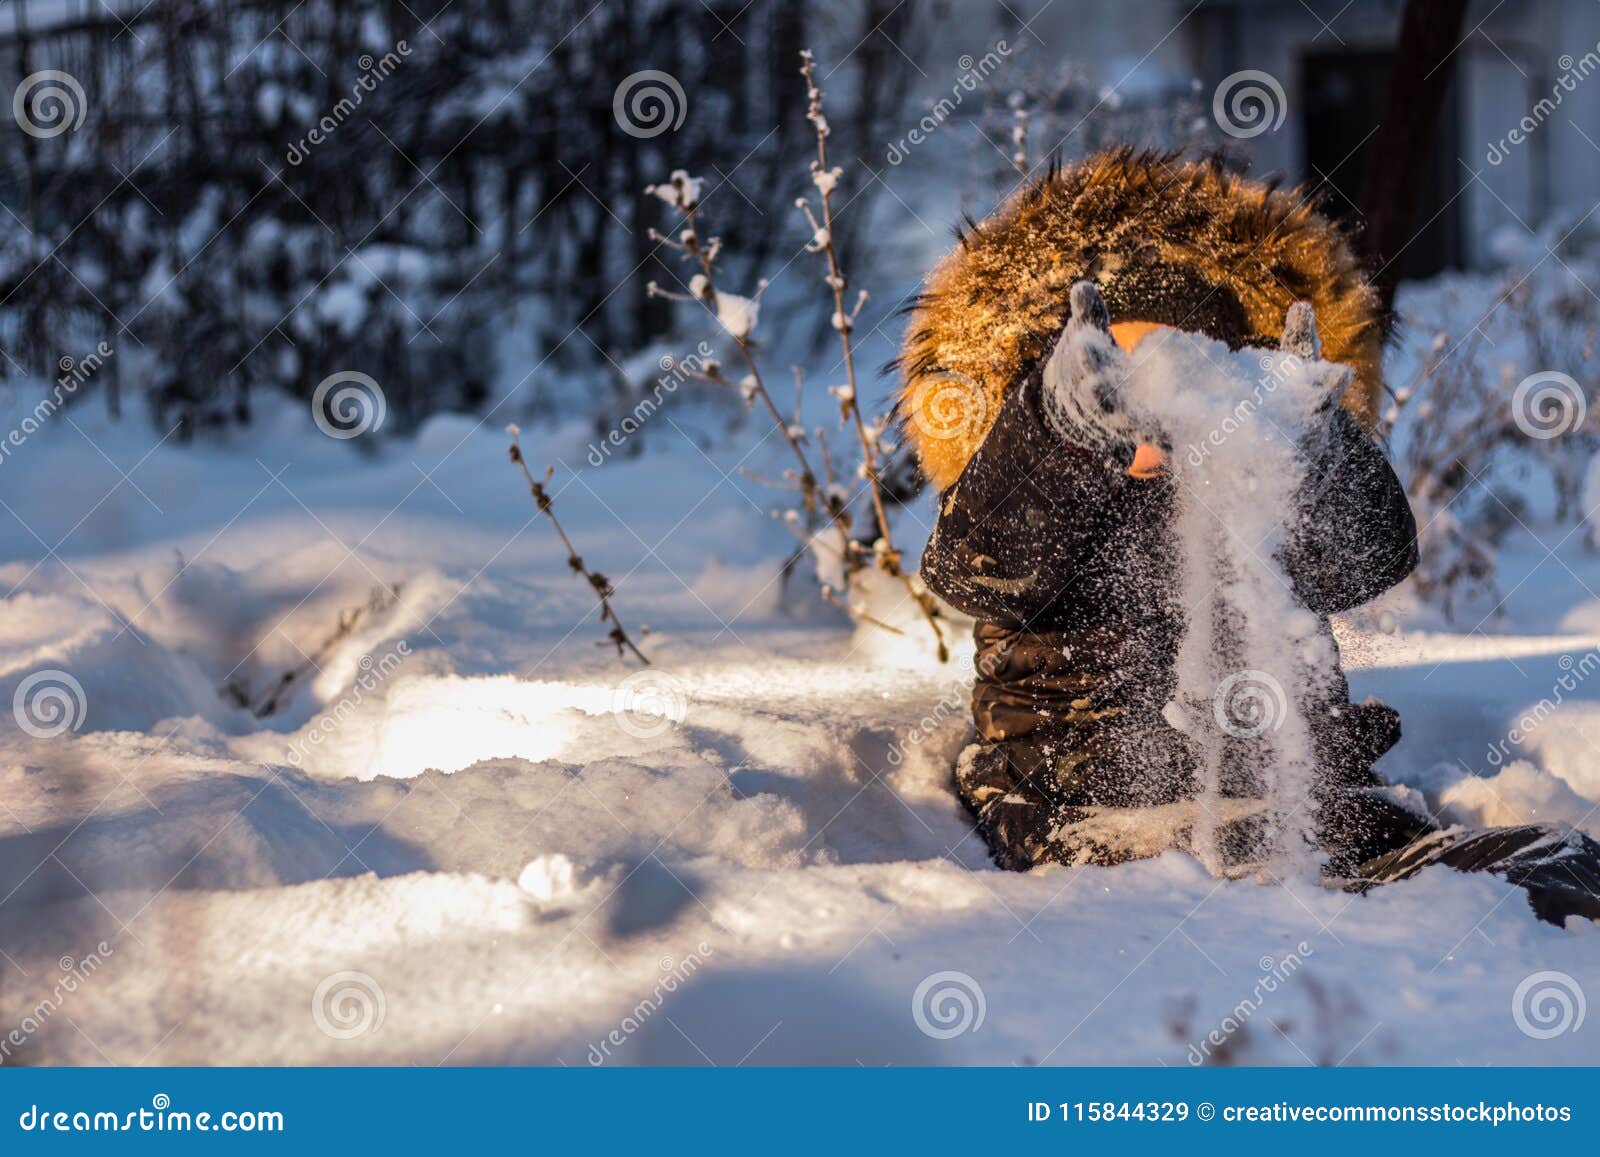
top-left (800, 50), bottom-right (948, 661)
top-left (734, 337), bottom-right (821, 517)
top-left (819, 585), bottom-right (906, 636)
top-left (507, 434), bottom-right (650, 665)
top-left (653, 208), bottom-right (822, 520)
top-left (1011, 103), bottom-right (1030, 177)
top-left (1378, 335), bottom-right (1448, 440)
top-left (225, 584), bottom-right (403, 717)
top-left (1388, 324), bottom-right (1505, 617)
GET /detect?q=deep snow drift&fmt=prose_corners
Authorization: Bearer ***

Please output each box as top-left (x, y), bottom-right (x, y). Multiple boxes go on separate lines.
top-left (3, 290), bottom-right (1600, 1066)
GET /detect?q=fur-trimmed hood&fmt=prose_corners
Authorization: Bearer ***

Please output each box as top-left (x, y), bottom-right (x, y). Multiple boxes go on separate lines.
top-left (897, 149), bottom-right (1384, 490)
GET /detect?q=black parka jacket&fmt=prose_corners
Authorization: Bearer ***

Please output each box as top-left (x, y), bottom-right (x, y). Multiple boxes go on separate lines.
top-left (920, 365), bottom-right (1426, 870)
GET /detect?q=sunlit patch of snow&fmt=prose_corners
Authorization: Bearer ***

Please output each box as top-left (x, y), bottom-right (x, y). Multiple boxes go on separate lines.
top-left (7, 297), bottom-right (1600, 1066)
top-left (363, 676), bottom-right (605, 779)
top-left (1438, 759), bottom-right (1600, 837)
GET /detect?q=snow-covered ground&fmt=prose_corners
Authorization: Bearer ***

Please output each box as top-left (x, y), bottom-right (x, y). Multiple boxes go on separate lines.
top-left (4, 311), bottom-right (1600, 1068)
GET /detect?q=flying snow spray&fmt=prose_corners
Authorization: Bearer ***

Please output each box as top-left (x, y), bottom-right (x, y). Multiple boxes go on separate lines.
top-left (1044, 283), bottom-right (1350, 877)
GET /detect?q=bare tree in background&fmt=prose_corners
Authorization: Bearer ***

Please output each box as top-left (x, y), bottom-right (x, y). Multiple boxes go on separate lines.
top-left (1357, 0), bottom-right (1470, 318)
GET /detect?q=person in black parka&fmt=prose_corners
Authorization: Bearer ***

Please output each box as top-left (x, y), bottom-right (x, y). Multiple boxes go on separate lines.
top-left (895, 150), bottom-right (1600, 923)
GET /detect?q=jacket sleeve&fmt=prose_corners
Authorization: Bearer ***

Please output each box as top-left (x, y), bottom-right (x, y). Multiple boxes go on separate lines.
top-left (1282, 407), bottom-right (1418, 615)
top-left (919, 370), bottom-right (1136, 626)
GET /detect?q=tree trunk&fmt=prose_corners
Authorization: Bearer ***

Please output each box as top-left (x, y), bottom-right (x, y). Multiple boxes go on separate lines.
top-left (1357, 0), bottom-right (1470, 319)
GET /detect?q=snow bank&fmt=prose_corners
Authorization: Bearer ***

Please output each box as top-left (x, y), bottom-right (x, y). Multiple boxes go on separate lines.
top-left (5, 351), bottom-right (1600, 1067)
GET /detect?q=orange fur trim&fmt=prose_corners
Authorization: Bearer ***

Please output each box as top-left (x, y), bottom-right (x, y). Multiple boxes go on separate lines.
top-left (898, 150), bottom-right (1384, 490)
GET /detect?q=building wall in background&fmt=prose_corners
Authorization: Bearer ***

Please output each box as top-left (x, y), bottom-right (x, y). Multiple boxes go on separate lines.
top-left (1188, 0), bottom-right (1600, 269)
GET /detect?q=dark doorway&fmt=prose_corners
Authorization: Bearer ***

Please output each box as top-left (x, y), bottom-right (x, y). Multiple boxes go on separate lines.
top-left (1301, 50), bottom-right (1462, 278)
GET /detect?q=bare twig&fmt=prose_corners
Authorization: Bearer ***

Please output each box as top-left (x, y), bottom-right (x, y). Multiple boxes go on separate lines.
top-left (637, 63), bottom-right (949, 662)
top-left (646, 174), bottom-right (826, 524)
top-left (820, 584), bottom-right (905, 636)
top-left (1009, 93), bottom-right (1030, 177)
top-left (1384, 321), bottom-right (1510, 619)
top-left (798, 50), bottom-right (948, 661)
top-left (506, 427), bottom-right (650, 664)
top-left (222, 582), bottom-right (404, 718)
top-left (1377, 330), bottom-right (1448, 441)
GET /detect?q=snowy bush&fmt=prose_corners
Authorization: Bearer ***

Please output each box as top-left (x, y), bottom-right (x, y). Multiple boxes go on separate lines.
top-left (1386, 260), bottom-right (1600, 619)
top-left (640, 52), bottom-right (951, 662)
